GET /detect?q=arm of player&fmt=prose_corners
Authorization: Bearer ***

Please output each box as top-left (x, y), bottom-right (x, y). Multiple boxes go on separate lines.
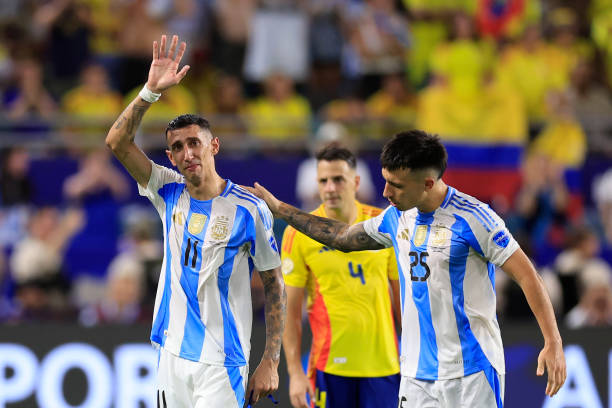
top-left (247, 267), bottom-right (286, 405)
top-left (105, 34), bottom-right (190, 187)
top-left (249, 182), bottom-right (384, 252)
top-left (283, 286), bottom-right (313, 408)
top-left (501, 248), bottom-right (567, 397)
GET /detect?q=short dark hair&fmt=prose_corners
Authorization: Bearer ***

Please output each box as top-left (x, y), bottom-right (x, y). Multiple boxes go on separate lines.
top-left (315, 143), bottom-right (357, 169)
top-left (380, 130), bottom-right (447, 178)
top-left (165, 114), bottom-right (211, 138)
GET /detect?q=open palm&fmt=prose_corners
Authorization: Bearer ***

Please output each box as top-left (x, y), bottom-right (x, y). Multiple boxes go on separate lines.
top-left (147, 35), bottom-right (190, 94)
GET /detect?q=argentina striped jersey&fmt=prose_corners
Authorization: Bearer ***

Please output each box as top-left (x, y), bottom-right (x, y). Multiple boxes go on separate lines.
top-left (139, 162), bottom-right (281, 366)
top-left (363, 186), bottom-right (519, 380)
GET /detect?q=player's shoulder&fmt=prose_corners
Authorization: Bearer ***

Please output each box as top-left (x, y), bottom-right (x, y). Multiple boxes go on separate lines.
top-left (443, 188), bottom-right (500, 232)
top-left (223, 182), bottom-right (268, 211)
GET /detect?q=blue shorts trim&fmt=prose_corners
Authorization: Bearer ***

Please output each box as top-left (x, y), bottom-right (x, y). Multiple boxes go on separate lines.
top-left (483, 365), bottom-right (503, 408)
top-left (314, 370), bottom-right (400, 408)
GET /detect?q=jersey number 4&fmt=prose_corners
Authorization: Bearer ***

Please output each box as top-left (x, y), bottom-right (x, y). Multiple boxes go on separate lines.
top-left (409, 251), bottom-right (430, 281)
top-left (348, 262), bottom-right (365, 285)
top-left (184, 238), bottom-right (200, 268)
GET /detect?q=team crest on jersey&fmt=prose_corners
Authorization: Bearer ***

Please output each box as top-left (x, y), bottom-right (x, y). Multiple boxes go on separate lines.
top-left (188, 213), bottom-right (207, 235)
top-left (413, 225), bottom-right (429, 247)
top-left (431, 226), bottom-right (450, 246)
top-left (210, 216), bottom-right (230, 240)
top-left (281, 258), bottom-right (294, 275)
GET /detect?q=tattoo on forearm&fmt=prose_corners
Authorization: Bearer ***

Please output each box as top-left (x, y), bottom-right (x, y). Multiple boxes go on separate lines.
top-left (113, 101), bottom-right (149, 142)
top-left (278, 203), bottom-right (383, 251)
top-left (260, 269), bottom-right (286, 362)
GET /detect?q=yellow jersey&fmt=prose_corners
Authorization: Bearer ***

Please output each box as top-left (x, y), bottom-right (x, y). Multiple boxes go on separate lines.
top-left (281, 202), bottom-right (400, 378)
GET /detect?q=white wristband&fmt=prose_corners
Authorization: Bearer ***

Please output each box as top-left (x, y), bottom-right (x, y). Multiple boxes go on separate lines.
top-left (139, 85), bottom-right (161, 103)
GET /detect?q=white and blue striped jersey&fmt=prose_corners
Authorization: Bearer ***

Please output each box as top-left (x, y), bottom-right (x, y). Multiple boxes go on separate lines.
top-left (139, 162), bottom-right (281, 366)
top-left (363, 186), bottom-right (519, 381)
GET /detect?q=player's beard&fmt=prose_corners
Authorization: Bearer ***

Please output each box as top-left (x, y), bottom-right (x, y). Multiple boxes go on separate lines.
top-left (189, 174), bottom-right (202, 187)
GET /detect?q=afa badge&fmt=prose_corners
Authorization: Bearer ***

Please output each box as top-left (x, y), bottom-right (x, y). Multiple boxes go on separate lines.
top-left (431, 226), bottom-right (450, 246)
top-left (413, 225), bottom-right (429, 247)
top-left (210, 216), bottom-right (230, 240)
top-left (187, 213), bottom-right (207, 235)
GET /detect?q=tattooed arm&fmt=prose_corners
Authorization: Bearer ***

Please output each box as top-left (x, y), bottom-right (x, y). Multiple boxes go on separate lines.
top-left (247, 267), bottom-right (286, 404)
top-left (248, 182), bottom-right (384, 252)
top-left (105, 34), bottom-right (190, 187)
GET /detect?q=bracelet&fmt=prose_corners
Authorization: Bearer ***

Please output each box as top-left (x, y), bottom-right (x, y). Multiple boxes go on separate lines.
top-left (138, 85), bottom-right (161, 103)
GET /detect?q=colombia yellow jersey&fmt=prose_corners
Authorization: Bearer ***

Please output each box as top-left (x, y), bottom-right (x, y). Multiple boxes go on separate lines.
top-left (281, 202), bottom-right (400, 378)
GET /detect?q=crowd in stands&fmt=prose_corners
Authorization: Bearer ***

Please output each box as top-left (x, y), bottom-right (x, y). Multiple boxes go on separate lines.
top-left (0, 0), bottom-right (612, 329)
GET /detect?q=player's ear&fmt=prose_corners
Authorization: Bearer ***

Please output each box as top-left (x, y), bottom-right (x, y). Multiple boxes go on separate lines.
top-left (165, 149), bottom-right (176, 167)
top-left (210, 136), bottom-right (220, 155)
top-left (424, 176), bottom-right (435, 191)
top-left (354, 174), bottom-right (361, 191)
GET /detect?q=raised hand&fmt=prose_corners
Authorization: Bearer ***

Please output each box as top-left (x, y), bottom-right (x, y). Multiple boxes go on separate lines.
top-left (146, 35), bottom-right (190, 94)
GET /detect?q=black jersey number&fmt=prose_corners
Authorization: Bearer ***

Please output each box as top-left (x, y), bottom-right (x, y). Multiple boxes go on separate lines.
top-left (184, 238), bottom-right (200, 268)
top-left (409, 251), bottom-right (430, 282)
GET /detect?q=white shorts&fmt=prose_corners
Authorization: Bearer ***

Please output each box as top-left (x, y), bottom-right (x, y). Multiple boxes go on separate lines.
top-left (157, 347), bottom-right (249, 408)
top-left (398, 366), bottom-right (505, 408)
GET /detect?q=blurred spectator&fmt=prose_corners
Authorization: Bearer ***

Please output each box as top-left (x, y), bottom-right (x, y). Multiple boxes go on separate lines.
top-left (79, 252), bottom-right (149, 326)
top-left (429, 11), bottom-right (494, 95)
top-left (32, 0), bottom-right (92, 95)
top-left (212, 0), bottom-right (257, 76)
top-left (305, 2), bottom-right (345, 111)
top-left (61, 63), bottom-right (123, 147)
top-left (61, 63), bottom-right (122, 120)
top-left (565, 260), bottom-right (612, 328)
top-left (152, 0), bottom-right (209, 55)
top-left (512, 153), bottom-right (570, 263)
top-left (321, 87), bottom-right (369, 139)
top-left (553, 226), bottom-right (604, 317)
top-left (530, 90), bottom-right (587, 169)
top-left (64, 148), bottom-right (129, 202)
top-left (401, 1), bottom-right (448, 87)
top-left (0, 148), bottom-right (32, 249)
top-left (3, 58), bottom-right (57, 120)
top-left (591, 1), bottom-right (612, 86)
top-left (0, 147), bottom-right (32, 206)
top-left (546, 7), bottom-right (592, 91)
top-left (117, 0), bottom-right (166, 94)
top-left (245, 71), bottom-right (311, 142)
top-left (9, 206), bottom-right (84, 321)
top-left (207, 74), bottom-right (248, 141)
top-left (117, 206), bottom-right (162, 307)
top-left (295, 123), bottom-right (375, 210)
top-left (567, 57), bottom-right (612, 157)
top-left (418, 13), bottom-right (527, 143)
top-left (496, 24), bottom-right (561, 126)
top-left (366, 72), bottom-right (417, 138)
top-left (593, 169), bottom-right (612, 244)
top-left (343, 0), bottom-right (409, 95)
top-left (243, 3), bottom-right (309, 82)
top-left (417, 68), bottom-right (526, 143)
